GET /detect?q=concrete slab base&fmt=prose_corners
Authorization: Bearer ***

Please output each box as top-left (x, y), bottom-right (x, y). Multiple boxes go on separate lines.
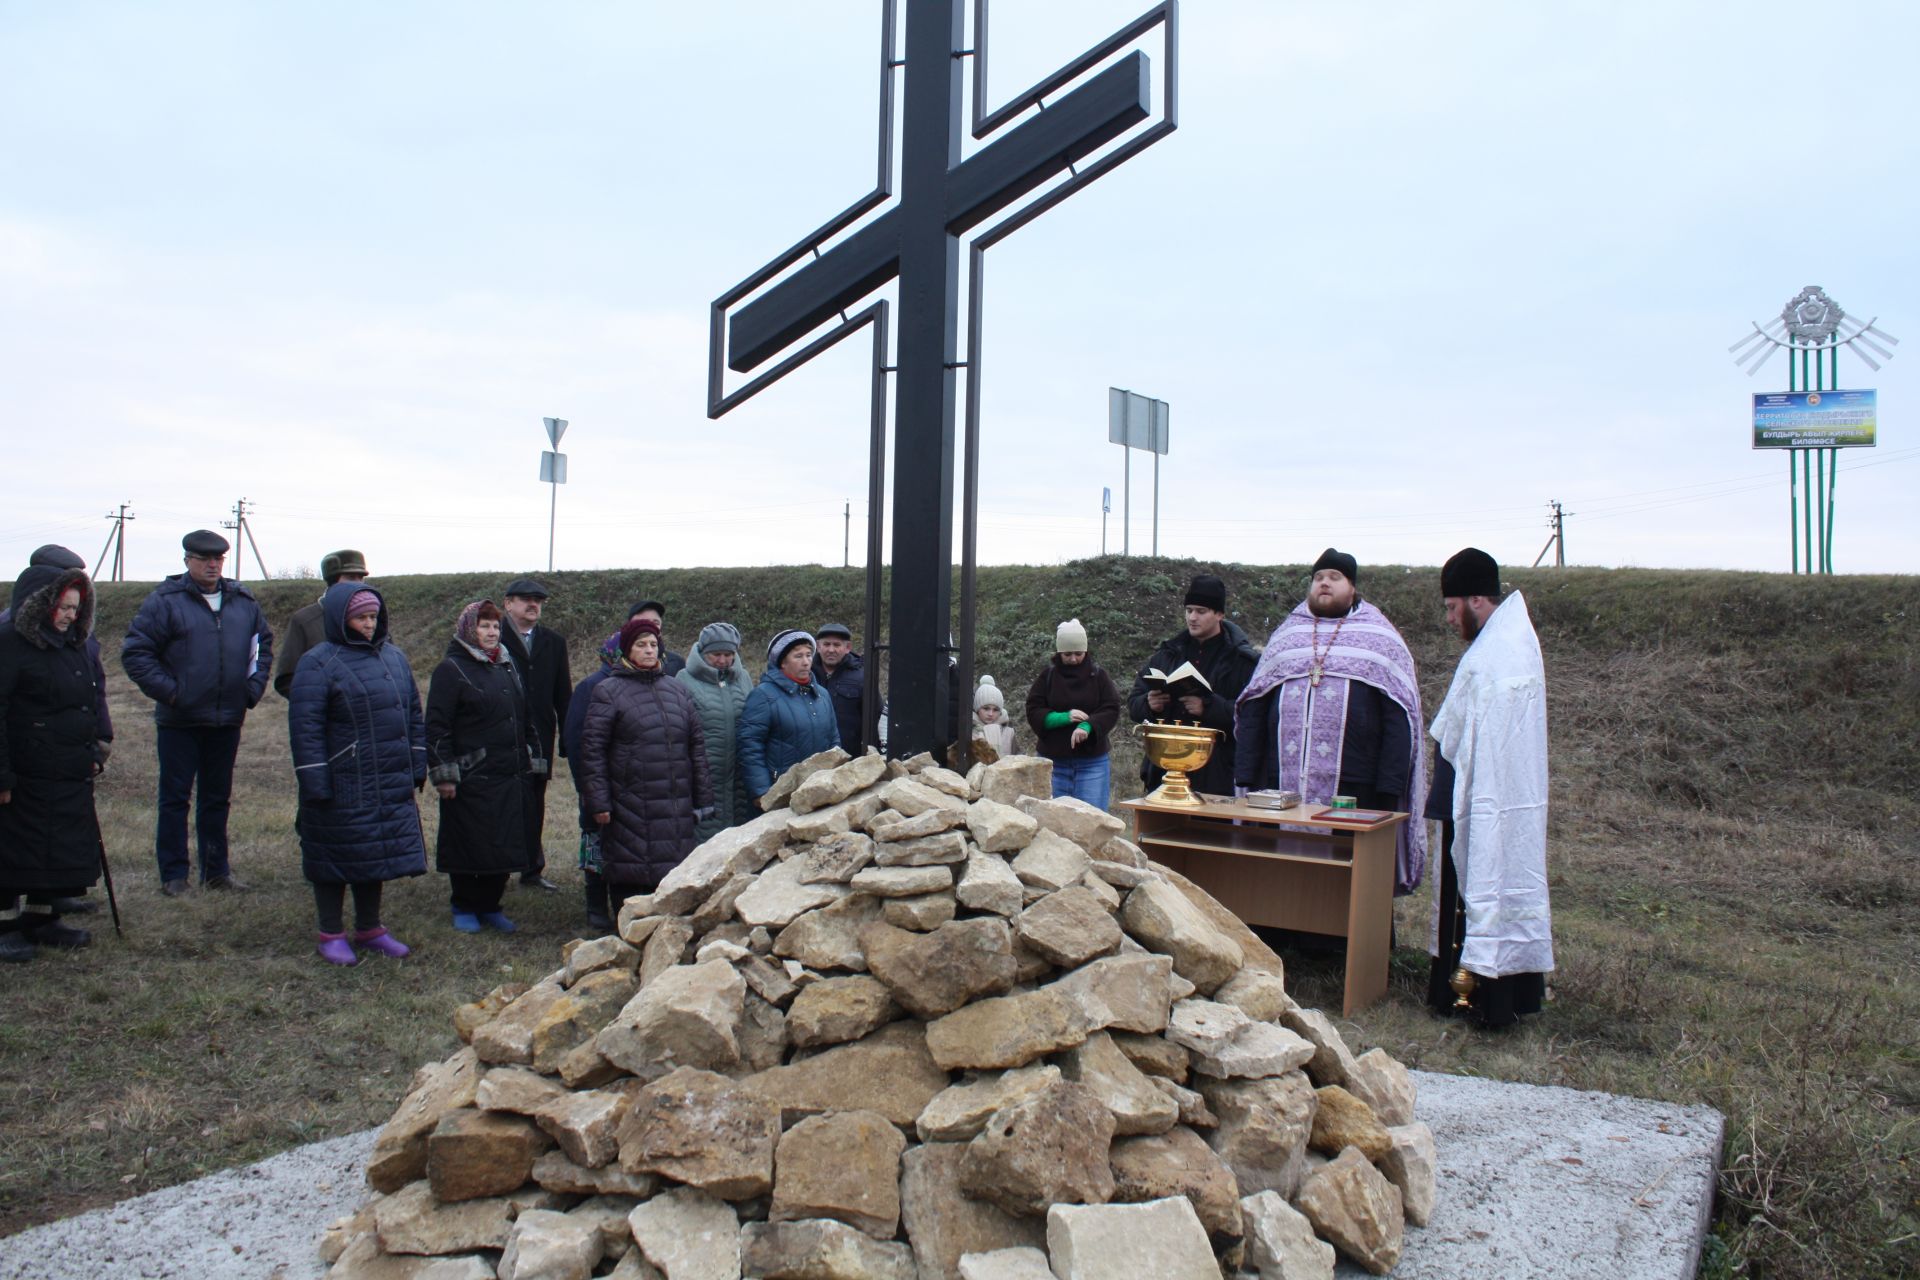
top-left (0, 1072), bottom-right (1721, 1279)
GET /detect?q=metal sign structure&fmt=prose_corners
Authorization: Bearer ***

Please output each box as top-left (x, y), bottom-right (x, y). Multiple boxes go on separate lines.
top-left (1729, 287), bottom-right (1898, 574)
top-left (708, 1), bottom-right (1178, 757)
top-left (1108, 386), bottom-right (1169, 555)
top-left (541, 417), bottom-right (569, 572)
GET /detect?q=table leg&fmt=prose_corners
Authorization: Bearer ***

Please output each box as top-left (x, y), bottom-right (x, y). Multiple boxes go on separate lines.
top-left (1342, 827), bottom-right (1395, 1016)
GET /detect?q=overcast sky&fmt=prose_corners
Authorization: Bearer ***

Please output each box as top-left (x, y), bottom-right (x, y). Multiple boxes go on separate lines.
top-left (4, 1), bottom-right (1917, 583)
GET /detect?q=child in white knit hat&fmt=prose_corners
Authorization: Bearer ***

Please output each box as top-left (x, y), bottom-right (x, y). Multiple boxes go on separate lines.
top-left (971, 675), bottom-right (1018, 759)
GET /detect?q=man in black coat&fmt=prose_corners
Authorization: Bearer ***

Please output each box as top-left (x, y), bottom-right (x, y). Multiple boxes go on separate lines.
top-left (812, 621), bottom-right (866, 756)
top-left (1126, 574), bottom-right (1261, 798)
top-left (121, 530), bottom-right (274, 896)
top-left (501, 578), bottom-right (571, 891)
top-left (273, 548), bottom-right (368, 698)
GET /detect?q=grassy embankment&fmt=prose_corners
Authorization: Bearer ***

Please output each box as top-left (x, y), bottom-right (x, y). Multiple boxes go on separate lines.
top-left (0, 559), bottom-right (1914, 1279)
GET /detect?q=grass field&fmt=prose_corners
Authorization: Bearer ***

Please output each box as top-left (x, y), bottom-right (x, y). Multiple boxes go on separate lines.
top-left (0, 559), bottom-right (1915, 1279)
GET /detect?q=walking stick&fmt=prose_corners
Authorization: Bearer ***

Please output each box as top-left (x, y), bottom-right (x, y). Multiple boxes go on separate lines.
top-left (97, 832), bottom-right (123, 937)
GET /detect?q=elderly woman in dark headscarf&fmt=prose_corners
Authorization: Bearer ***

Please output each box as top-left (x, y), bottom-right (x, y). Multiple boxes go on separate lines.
top-left (578, 616), bottom-right (713, 906)
top-left (0, 565), bottom-right (108, 961)
top-left (425, 600), bottom-right (541, 934)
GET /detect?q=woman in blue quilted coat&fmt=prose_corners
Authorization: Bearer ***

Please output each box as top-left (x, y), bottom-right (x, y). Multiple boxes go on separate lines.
top-left (738, 629), bottom-right (840, 801)
top-left (578, 616), bottom-right (713, 898)
top-left (287, 584), bottom-right (427, 965)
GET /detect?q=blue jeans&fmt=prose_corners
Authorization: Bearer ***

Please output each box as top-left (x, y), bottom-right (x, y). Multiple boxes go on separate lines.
top-left (1050, 754), bottom-right (1112, 811)
top-left (154, 725), bottom-right (242, 884)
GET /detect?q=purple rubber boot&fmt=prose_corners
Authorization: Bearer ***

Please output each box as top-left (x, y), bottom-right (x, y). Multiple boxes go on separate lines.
top-left (316, 932), bottom-right (359, 966)
top-left (353, 927), bottom-right (411, 959)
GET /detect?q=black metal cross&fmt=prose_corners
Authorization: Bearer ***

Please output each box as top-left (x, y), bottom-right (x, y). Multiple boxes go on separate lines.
top-left (710, 1), bottom-right (1177, 758)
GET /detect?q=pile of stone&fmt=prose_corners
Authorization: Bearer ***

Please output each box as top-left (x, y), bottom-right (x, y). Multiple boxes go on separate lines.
top-left (321, 749), bottom-right (1436, 1280)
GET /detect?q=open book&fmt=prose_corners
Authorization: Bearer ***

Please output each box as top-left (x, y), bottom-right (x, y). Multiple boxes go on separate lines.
top-left (1143, 661), bottom-right (1212, 702)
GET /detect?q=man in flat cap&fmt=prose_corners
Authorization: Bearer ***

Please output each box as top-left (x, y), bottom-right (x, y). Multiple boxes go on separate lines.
top-left (1236, 549), bottom-right (1426, 893)
top-left (121, 530), bottom-right (274, 896)
top-left (1126, 573), bottom-right (1261, 798)
top-left (501, 578), bottom-right (571, 891)
top-left (274, 549), bottom-right (369, 698)
top-left (811, 622), bottom-right (868, 756)
top-left (1425, 547), bottom-right (1552, 1028)
top-left (626, 599), bottom-right (686, 676)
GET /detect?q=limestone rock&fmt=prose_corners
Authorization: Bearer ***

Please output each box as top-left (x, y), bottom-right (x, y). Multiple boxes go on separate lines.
top-left (862, 918), bottom-right (1016, 1019)
top-left (874, 810), bottom-right (969, 846)
top-left (617, 1066), bottom-right (779, 1198)
top-left (498, 1208), bottom-right (602, 1280)
top-left (1281, 1008), bottom-right (1359, 1088)
top-left (604, 1251), bottom-right (666, 1280)
top-left (955, 850), bottom-right (1024, 917)
top-left (427, 1109), bottom-right (552, 1202)
top-left (1308, 1086), bottom-right (1392, 1161)
top-left (1092, 836), bottom-right (1148, 869)
top-left (770, 1109), bottom-right (907, 1238)
top-left (1198, 1073), bottom-right (1319, 1200)
top-left (654, 807), bottom-right (794, 915)
top-left (639, 918), bottom-right (696, 988)
top-left (1013, 795), bottom-right (1124, 852)
top-left (326, 1231), bottom-right (497, 1277)
top-left (566, 1194), bottom-right (642, 1261)
top-left (476, 1066), bottom-right (567, 1117)
top-left (919, 764), bottom-right (972, 797)
top-left (882, 891), bottom-right (957, 931)
top-left (594, 959), bottom-right (745, 1080)
top-left (773, 894), bottom-right (885, 972)
top-left (532, 968), bottom-right (640, 1073)
top-left (565, 936), bottom-right (641, 987)
top-left (1294, 1147), bottom-right (1404, 1275)
top-left (1048, 954), bottom-right (1175, 1036)
top-left (472, 980), bottom-right (568, 1067)
top-left (531, 1149), bottom-right (658, 1199)
top-left (1191, 1020), bottom-right (1316, 1081)
top-left (739, 991), bottom-right (791, 1074)
top-left (619, 914), bottom-right (665, 949)
top-left (1014, 885), bottom-right (1121, 968)
top-left (375, 1180), bottom-right (514, 1256)
top-left (786, 974), bottom-right (899, 1050)
top-left (792, 830), bottom-right (877, 880)
top-left (557, 1040), bottom-right (624, 1090)
top-left (955, 1248), bottom-right (1053, 1280)
top-left (1239, 1189), bottom-right (1335, 1280)
top-left (882, 776), bottom-right (968, 818)
top-left (743, 1020), bottom-right (948, 1129)
top-left (1072, 869), bottom-right (1121, 911)
top-left (735, 952), bottom-right (799, 1007)
top-left (790, 752), bottom-right (888, 814)
top-left (915, 1065), bottom-right (1061, 1142)
top-left (1108, 1123), bottom-right (1243, 1237)
top-left (924, 988), bottom-right (1089, 1071)
top-left (532, 1088), bottom-right (632, 1169)
top-left (1165, 998), bottom-right (1253, 1058)
top-left (1008, 829), bottom-right (1089, 891)
top-left (453, 981), bottom-right (528, 1045)
top-left (1044, 1197), bottom-right (1218, 1280)
top-left (964, 798), bottom-right (1038, 854)
top-left (1378, 1121), bottom-right (1437, 1228)
top-left (627, 1186), bottom-right (741, 1280)
top-left (1120, 881), bottom-right (1242, 994)
top-left (1108, 1027), bottom-right (1187, 1081)
top-left (974, 756), bottom-right (1051, 806)
top-left (959, 1079), bottom-right (1115, 1217)
top-left (1086, 859), bottom-right (1155, 890)
top-left (849, 865), bottom-right (953, 898)
top-left (735, 856), bottom-right (851, 929)
top-left (1214, 969), bottom-right (1293, 1024)
top-left (739, 1219), bottom-right (916, 1280)
top-left (1344, 1048), bottom-right (1417, 1128)
top-left (1056, 1031), bottom-right (1178, 1136)
top-left (898, 1143), bottom-right (1045, 1280)
top-left (763, 746), bottom-right (852, 812)
top-left (1148, 1076), bottom-right (1216, 1128)
top-left (689, 875), bottom-right (754, 936)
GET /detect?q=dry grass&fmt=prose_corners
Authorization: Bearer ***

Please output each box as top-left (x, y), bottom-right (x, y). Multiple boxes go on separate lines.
top-left (0, 562), bottom-right (1915, 1279)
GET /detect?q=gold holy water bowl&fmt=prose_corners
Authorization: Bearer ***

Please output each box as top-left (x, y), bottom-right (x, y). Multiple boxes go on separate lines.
top-left (1136, 722), bottom-right (1222, 807)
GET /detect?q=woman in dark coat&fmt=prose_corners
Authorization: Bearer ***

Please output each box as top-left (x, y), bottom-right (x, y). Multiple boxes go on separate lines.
top-left (0, 566), bottom-right (106, 961)
top-left (579, 616), bottom-right (714, 901)
top-left (287, 583), bottom-right (428, 965)
top-left (738, 629), bottom-right (840, 800)
top-left (1024, 617), bottom-right (1123, 811)
top-left (426, 600), bottom-right (541, 933)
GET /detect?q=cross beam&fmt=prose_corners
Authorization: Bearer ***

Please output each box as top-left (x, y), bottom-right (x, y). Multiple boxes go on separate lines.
top-left (710, 1), bottom-right (1176, 758)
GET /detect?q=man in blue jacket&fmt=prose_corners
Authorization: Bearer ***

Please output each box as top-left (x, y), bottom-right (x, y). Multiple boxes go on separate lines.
top-left (121, 530), bottom-right (274, 896)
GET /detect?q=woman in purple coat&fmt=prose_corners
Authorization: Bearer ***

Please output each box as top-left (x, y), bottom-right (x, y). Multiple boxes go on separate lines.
top-left (578, 616), bottom-right (715, 906)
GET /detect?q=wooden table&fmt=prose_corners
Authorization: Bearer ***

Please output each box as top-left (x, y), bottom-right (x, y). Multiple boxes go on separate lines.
top-left (1121, 796), bottom-right (1408, 1016)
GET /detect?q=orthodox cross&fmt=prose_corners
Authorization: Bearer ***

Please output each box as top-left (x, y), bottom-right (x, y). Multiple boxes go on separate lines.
top-left (709, 1), bottom-right (1177, 757)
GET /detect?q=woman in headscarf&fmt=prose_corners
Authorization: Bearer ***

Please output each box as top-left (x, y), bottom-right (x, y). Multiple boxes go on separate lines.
top-left (0, 565), bottom-right (107, 961)
top-left (738, 629), bottom-right (840, 801)
top-left (425, 600), bottom-right (541, 933)
top-left (287, 584), bottom-right (428, 965)
top-left (578, 616), bottom-right (713, 905)
top-left (1024, 617), bottom-right (1122, 810)
top-left (676, 622), bottom-right (754, 842)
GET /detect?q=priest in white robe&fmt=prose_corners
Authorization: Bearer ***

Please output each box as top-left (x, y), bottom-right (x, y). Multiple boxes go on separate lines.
top-left (1425, 547), bottom-right (1553, 1027)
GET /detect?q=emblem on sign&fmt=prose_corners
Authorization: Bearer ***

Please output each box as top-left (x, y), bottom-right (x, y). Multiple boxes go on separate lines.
top-left (1782, 286), bottom-right (1844, 345)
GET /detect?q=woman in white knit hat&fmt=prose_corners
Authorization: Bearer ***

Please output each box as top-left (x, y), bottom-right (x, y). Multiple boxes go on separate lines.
top-left (1022, 618), bottom-right (1121, 809)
